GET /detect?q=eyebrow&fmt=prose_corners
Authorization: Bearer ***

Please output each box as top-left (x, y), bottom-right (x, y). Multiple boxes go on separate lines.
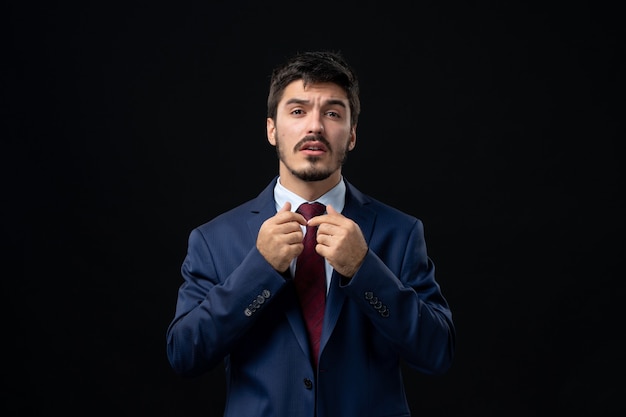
top-left (285, 98), bottom-right (347, 108)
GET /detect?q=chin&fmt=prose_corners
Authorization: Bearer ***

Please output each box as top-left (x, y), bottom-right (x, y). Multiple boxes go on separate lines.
top-left (293, 168), bottom-right (332, 182)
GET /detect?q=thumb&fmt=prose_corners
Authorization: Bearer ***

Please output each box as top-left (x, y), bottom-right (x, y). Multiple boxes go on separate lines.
top-left (326, 204), bottom-right (338, 215)
top-left (278, 201), bottom-right (292, 213)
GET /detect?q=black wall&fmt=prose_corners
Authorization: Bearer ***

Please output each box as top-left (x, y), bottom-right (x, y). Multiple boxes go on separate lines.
top-left (5, 1), bottom-right (624, 416)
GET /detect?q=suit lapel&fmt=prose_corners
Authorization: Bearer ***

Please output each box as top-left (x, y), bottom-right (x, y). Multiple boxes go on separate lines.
top-left (245, 177), bottom-right (278, 239)
top-left (284, 284), bottom-right (314, 360)
top-left (319, 181), bottom-right (376, 358)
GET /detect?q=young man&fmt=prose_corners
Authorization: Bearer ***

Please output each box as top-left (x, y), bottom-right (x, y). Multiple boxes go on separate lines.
top-left (166, 50), bottom-right (455, 417)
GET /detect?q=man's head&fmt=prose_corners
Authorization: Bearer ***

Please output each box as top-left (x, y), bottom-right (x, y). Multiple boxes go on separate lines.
top-left (265, 51), bottom-right (360, 192)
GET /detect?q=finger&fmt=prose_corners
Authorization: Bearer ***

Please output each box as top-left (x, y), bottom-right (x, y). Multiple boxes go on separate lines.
top-left (279, 229), bottom-right (304, 245)
top-left (317, 222), bottom-right (338, 237)
top-left (278, 201), bottom-right (292, 213)
top-left (308, 204), bottom-right (341, 227)
top-left (275, 202), bottom-right (307, 226)
top-left (315, 232), bottom-right (332, 248)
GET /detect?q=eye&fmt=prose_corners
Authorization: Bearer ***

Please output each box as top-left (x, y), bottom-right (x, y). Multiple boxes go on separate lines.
top-left (291, 109), bottom-right (304, 115)
top-left (326, 111), bottom-right (341, 118)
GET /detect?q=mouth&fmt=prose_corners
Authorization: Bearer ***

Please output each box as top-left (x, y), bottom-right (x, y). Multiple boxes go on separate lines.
top-left (302, 144), bottom-right (325, 151)
top-left (300, 144), bottom-right (326, 157)
top-left (299, 141), bottom-right (327, 154)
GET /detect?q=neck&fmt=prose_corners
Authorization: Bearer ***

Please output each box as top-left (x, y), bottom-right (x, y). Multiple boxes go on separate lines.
top-left (278, 170), bottom-right (342, 202)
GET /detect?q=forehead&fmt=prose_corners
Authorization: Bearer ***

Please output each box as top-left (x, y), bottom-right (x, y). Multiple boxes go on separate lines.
top-left (280, 80), bottom-right (349, 104)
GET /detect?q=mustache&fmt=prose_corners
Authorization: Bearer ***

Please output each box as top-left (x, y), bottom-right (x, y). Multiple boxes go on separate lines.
top-left (294, 134), bottom-right (331, 151)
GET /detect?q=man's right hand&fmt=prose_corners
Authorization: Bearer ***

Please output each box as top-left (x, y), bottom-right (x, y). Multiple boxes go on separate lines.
top-left (256, 202), bottom-right (307, 273)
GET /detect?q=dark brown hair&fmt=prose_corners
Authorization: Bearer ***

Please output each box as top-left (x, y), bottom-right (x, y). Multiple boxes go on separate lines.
top-left (267, 51), bottom-right (361, 128)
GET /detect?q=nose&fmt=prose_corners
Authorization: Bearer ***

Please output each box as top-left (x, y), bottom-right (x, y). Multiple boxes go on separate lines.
top-left (307, 112), bottom-right (324, 135)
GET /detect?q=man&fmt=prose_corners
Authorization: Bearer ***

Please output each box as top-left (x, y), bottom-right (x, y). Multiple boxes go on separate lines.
top-left (166, 50), bottom-right (455, 416)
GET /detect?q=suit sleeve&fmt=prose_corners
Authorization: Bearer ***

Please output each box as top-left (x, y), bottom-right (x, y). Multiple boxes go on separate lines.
top-left (338, 218), bottom-right (455, 375)
top-left (166, 227), bottom-right (288, 377)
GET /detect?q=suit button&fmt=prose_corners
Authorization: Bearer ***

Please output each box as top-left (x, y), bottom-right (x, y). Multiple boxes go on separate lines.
top-left (303, 378), bottom-right (313, 390)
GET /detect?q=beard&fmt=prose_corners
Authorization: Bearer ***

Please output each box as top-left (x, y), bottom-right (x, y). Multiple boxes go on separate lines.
top-left (275, 132), bottom-right (351, 182)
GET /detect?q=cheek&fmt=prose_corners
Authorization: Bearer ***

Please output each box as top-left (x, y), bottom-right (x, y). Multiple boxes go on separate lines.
top-left (275, 123), bottom-right (302, 144)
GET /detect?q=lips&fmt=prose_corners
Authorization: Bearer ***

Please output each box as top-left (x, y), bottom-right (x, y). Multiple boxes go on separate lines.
top-left (300, 142), bottom-right (327, 152)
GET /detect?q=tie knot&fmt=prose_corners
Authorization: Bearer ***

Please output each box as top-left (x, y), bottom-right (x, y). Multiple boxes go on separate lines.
top-left (297, 202), bottom-right (326, 221)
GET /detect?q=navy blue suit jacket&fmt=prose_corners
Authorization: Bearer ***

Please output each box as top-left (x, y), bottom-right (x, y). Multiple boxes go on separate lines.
top-left (167, 177), bottom-right (455, 417)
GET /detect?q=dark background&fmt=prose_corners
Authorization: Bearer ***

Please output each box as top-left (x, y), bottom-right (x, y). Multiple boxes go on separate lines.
top-left (5, 1), bottom-right (624, 416)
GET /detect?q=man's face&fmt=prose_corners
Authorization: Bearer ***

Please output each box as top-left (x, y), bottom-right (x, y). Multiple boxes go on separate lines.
top-left (266, 80), bottom-right (356, 183)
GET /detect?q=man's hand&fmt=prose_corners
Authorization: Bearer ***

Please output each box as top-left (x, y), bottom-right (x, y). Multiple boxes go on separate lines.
top-left (307, 204), bottom-right (368, 279)
top-left (256, 202), bottom-right (307, 273)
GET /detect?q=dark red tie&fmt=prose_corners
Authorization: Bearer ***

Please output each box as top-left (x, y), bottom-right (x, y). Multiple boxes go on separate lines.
top-left (295, 202), bottom-right (326, 367)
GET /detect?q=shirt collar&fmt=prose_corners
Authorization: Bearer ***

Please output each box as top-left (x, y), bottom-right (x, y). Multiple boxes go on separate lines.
top-left (274, 177), bottom-right (346, 214)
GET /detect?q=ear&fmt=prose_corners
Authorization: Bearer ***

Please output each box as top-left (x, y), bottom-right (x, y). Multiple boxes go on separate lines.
top-left (266, 118), bottom-right (277, 146)
top-left (348, 125), bottom-right (357, 151)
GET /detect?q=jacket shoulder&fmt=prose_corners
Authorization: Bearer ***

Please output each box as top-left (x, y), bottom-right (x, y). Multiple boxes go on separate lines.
top-left (193, 178), bottom-right (277, 235)
top-left (345, 180), bottom-right (423, 228)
